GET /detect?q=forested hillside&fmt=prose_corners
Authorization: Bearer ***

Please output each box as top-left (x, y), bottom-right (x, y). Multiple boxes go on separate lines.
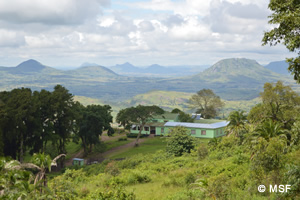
top-left (0, 81), bottom-right (300, 199)
top-left (0, 58), bottom-right (298, 101)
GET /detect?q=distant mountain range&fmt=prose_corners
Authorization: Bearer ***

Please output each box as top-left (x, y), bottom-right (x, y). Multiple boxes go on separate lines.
top-left (0, 58), bottom-right (298, 102)
top-left (109, 62), bottom-right (210, 77)
top-left (264, 60), bottom-right (290, 75)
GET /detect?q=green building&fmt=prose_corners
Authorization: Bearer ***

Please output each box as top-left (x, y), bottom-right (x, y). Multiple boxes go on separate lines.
top-left (72, 158), bottom-right (85, 166)
top-left (130, 112), bottom-right (228, 138)
top-left (130, 112), bottom-right (179, 135)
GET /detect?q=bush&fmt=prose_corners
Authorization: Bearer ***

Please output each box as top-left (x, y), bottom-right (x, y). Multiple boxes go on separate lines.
top-left (105, 161), bottom-right (120, 176)
top-left (126, 133), bottom-right (149, 138)
top-left (125, 170), bottom-right (151, 185)
top-left (166, 127), bottom-right (195, 156)
top-left (88, 185), bottom-right (136, 200)
top-left (197, 144), bottom-right (208, 160)
top-left (118, 136), bottom-right (128, 141)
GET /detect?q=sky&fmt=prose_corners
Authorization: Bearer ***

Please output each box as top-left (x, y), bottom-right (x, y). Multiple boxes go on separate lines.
top-left (0, 0), bottom-right (295, 67)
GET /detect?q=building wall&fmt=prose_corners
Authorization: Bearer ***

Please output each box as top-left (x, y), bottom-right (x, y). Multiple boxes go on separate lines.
top-left (131, 125), bottom-right (227, 138)
top-left (158, 126), bottom-right (226, 138)
top-left (130, 126), bottom-right (151, 135)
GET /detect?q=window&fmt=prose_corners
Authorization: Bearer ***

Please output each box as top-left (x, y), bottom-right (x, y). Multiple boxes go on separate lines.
top-left (220, 129), bottom-right (223, 134)
top-left (191, 130), bottom-right (196, 135)
top-left (144, 127), bottom-right (149, 131)
top-left (201, 130), bottom-right (206, 135)
top-left (161, 128), bottom-right (164, 133)
top-left (138, 126), bottom-right (140, 130)
top-left (216, 129), bottom-right (219, 135)
top-left (132, 125), bottom-right (137, 130)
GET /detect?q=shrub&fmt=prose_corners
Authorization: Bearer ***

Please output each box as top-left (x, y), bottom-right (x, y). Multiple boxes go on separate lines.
top-left (118, 136), bottom-right (128, 141)
top-left (105, 161), bottom-right (120, 176)
top-left (88, 185), bottom-right (136, 200)
top-left (125, 170), bottom-right (151, 185)
top-left (166, 127), bottom-right (195, 156)
top-left (197, 144), bottom-right (208, 160)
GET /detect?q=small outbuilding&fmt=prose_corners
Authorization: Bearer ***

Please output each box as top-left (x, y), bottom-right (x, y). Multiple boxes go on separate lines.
top-left (72, 158), bottom-right (85, 166)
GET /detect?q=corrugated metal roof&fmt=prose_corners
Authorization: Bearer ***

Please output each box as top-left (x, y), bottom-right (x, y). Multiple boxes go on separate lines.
top-left (73, 158), bottom-right (84, 161)
top-left (164, 121), bottom-right (229, 129)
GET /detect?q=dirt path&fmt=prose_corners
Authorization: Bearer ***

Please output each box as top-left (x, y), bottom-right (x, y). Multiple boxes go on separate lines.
top-left (65, 134), bottom-right (151, 166)
top-left (101, 138), bottom-right (146, 157)
top-left (65, 134), bottom-right (126, 166)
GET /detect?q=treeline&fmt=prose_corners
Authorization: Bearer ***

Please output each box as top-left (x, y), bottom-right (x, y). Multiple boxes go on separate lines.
top-left (0, 85), bottom-right (114, 165)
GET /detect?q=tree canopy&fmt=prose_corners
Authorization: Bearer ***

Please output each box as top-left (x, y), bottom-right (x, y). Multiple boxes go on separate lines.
top-left (116, 105), bottom-right (164, 146)
top-left (248, 81), bottom-right (300, 128)
top-left (188, 89), bottom-right (224, 119)
top-left (262, 0), bottom-right (300, 82)
top-left (76, 104), bottom-right (114, 154)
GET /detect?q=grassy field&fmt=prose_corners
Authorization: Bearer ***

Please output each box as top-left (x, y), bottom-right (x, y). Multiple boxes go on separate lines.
top-left (108, 137), bottom-right (167, 159)
top-left (74, 90), bottom-right (262, 121)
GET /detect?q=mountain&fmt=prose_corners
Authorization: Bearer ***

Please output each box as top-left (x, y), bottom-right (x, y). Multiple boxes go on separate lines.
top-left (110, 63), bottom-right (209, 77)
top-left (264, 60), bottom-right (290, 75)
top-left (15, 59), bottom-right (46, 72)
top-left (110, 62), bottom-right (143, 73)
top-left (0, 58), bottom-right (297, 102)
top-left (184, 58), bottom-right (292, 100)
top-left (69, 65), bottom-right (119, 78)
top-left (144, 64), bottom-right (174, 74)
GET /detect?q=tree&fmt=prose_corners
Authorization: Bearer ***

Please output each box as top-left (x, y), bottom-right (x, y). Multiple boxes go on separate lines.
top-left (166, 126), bottom-right (195, 156)
top-left (49, 85), bottom-right (77, 167)
top-left (226, 110), bottom-right (247, 137)
top-left (262, 0), bottom-right (300, 83)
top-left (178, 111), bottom-right (194, 122)
top-left (251, 81), bottom-right (300, 128)
top-left (0, 88), bottom-right (36, 162)
top-left (188, 89), bottom-right (224, 119)
top-left (254, 119), bottom-right (287, 142)
top-left (77, 104), bottom-right (114, 154)
top-left (116, 105), bottom-right (164, 146)
top-left (171, 108), bottom-right (182, 113)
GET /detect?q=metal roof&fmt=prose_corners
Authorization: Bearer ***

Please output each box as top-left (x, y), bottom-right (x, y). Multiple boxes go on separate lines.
top-left (164, 121), bottom-right (229, 129)
top-left (73, 158), bottom-right (84, 161)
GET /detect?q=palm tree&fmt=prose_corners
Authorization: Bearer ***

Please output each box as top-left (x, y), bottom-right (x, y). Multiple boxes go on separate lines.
top-left (254, 119), bottom-right (287, 141)
top-left (226, 110), bottom-right (247, 137)
top-left (5, 153), bottom-right (65, 189)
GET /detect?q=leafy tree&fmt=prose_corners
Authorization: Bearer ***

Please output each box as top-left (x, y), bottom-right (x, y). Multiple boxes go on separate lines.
top-left (49, 85), bottom-right (77, 166)
top-left (166, 126), bottom-right (195, 156)
top-left (171, 108), bottom-right (182, 113)
top-left (31, 89), bottom-right (54, 154)
top-left (226, 110), bottom-right (247, 137)
top-left (290, 120), bottom-right (300, 148)
top-left (262, 0), bottom-right (300, 83)
top-left (248, 81), bottom-right (300, 128)
top-left (254, 119), bottom-right (287, 142)
top-left (188, 89), bottom-right (224, 119)
top-left (178, 111), bottom-right (194, 122)
top-left (0, 88), bottom-right (37, 162)
top-left (77, 104), bottom-right (114, 154)
top-left (116, 105), bottom-right (164, 146)
top-left (251, 137), bottom-right (286, 184)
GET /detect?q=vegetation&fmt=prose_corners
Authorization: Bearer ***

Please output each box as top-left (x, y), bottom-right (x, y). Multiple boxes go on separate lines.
top-left (116, 105), bottom-right (164, 146)
top-left (188, 89), bottom-right (224, 119)
top-left (1, 81), bottom-right (300, 199)
top-left (262, 0), bottom-right (300, 83)
top-left (76, 104), bottom-right (114, 155)
top-left (0, 86), bottom-right (113, 166)
top-left (166, 126), bottom-right (195, 156)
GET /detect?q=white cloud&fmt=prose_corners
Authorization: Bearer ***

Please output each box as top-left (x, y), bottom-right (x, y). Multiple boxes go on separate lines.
top-left (0, 29), bottom-right (25, 47)
top-left (0, 0), bottom-right (109, 25)
top-left (0, 0), bottom-right (294, 67)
